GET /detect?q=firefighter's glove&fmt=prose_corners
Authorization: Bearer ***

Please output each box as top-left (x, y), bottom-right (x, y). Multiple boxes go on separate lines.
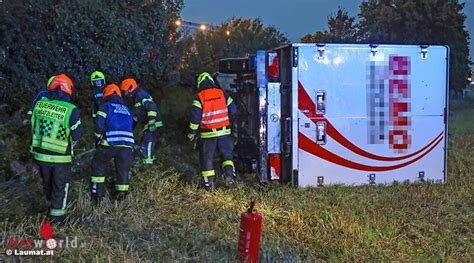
top-left (187, 133), bottom-right (197, 142)
top-left (147, 124), bottom-right (157, 132)
top-left (23, 119), bottom-right (31, 126)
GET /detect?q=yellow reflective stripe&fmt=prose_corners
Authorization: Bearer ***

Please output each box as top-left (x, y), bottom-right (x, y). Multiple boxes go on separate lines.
top-left (96, 111), bottom-right (107, 118)
top-left (34, 136), bottom-right (68, 146)
top-left (95, 133), bottom-right (102, 138)
top-left (200, 128), bottom-right (231, 138)
top-left (91, 176), bottom-right (105, 183)
top-left (71, 119), bottom-right (81, 130)
top-left (92, 113), bottom-right (97, 118)
top-left (31, 139), bottom-right (40, 147)
top-left (143, 121), bottom-right (163, 131)
top-left (62, 183), bottom-right (69, 210)
top-left (134, 102), bottom-right (141, 108)
top-left (49, 209), bottom-right (65, 216)
top-left (147, 111), bottom-right (157, 117)
top-left (142, 98), bottom-right (153, 104)
top-left (227, 97), bottom-right (233, 106)
top-left (44, 137), bottom-right (68, 146)
top-left (202, 108), bottom-right (228, 117)
top-left (189, 122), bottom-right (199, 130)
top-left (201, 116), bottom-right (229, 124)
top-left (192, 100), bottom-right (202, 109)
top-left (115, 184), bottom-right (129, 191)
top-left (114, 145), bottom-right (134, 148)
top-left (32, 137), bottom-right (68, 153)
top-left (222, 160), bottom-right (234, 168)
top-left (143, 158), bottom-right (154, 164)
top-left (41, 142), bottom-right (67, 152)
top-left (34, 153), bottom-right (72, 163)
top-left (201, 170), bottom-right (215, 177)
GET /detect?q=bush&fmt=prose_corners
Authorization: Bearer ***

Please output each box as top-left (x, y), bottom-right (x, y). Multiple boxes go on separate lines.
top-left (0, 0), bottom-right (183, 110)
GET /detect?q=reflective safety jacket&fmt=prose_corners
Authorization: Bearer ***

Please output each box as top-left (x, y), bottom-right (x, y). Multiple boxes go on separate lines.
top-left (189, 83), bottom-right (236, 139)
top-left (95, 94), bottom-right (135, 147)
top-left (132, 88), bottom-right (163, 132)
top-left (31, 94), bottom-right (81, 164)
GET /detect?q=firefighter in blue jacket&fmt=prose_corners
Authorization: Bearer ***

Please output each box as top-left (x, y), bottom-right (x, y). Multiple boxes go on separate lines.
top-left (120, 78), bottom-right (163, 165)
top-left (30, 74), bottom-right (81, 222)
top-left (187, 72), bottom-right (237, 191)
top-left (26, 75), bottom-right (56, 117)
top-left (90, 71), bottom-right (107, 118)
top-left (91, 84), bottom-right (135, 203)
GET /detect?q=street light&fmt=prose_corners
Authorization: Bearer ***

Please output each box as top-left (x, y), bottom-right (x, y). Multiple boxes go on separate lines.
top-left (175, 20), bottom-right (182, 26)
top-left (200, 24), bottom-right (207, 31)
top-left (225, 30), bottom-right (231, 36)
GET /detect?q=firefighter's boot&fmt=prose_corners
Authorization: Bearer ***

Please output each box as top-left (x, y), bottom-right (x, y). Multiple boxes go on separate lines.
top-left (222, 160), bottom-right (238, 188)
top-left (116, 191), bottom-right (129, 202)
top-left (224, 171), bottom-right (238, 188)
top-left (47, 215), bottom-right (65, 224)
top-left (204, 176), bottom-right (216, 192)
top-left (92, 196), bottom-right (104, 206)
top-left (202, 170), bottom-right (216, 192)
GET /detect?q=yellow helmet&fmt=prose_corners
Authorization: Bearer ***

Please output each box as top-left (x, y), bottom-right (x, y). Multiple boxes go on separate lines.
top-left (197, 72), bottom-right (214, 88)
top-left (47, 75), bottom-right (56, 87)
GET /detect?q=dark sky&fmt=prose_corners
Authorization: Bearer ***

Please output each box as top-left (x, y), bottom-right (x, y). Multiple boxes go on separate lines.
top-left (182, 0), bottom-right (474, 62)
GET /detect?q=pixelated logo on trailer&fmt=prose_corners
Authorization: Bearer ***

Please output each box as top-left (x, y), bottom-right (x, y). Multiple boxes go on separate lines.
top-left (367, 55), bottom-right (411, 153)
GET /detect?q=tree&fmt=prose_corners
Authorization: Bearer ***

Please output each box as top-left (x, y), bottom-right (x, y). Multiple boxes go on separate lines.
top-left (0, 0), bottom-right (183, 109)
top-left (358, 0), bottom-right (471, 91)
top-left (179, 18), bottom-right (289, 87)
top-left (300, 7), bottom-right (357, 43)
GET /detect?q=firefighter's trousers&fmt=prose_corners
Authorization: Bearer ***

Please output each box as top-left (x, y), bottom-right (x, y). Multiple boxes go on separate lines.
top-left (91, 146), bottom-right (133, 197)
top-left (36, 161), bottom-right (71, 219)
top-left (199, 135), bottom-right (235, 181)
top-left (140, 130), bottom-right (158, 164)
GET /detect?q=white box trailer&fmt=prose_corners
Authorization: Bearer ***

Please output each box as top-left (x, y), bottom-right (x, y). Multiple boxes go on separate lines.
top-left (217, 43), bottom-right (449, 187)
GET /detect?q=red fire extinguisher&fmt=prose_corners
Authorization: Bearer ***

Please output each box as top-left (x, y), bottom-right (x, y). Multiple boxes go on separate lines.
top-left (237, 198), bottom-right (263, 263)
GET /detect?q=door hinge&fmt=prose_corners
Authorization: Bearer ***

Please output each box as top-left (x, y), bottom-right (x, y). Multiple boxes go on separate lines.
top-left (368, 173), bottom-right (376, 185)
top-left (316, 121), bottom-right (327, 145)
top-left (316, 43), bottom-right (325, 59)
top-left (370, 44), bottom-right (379, 56)
top-left (420, 45), bottom-right (429, 59)
top-left (418, 171), bottom-right (425, 182)
top-left (293, 46), bottom-right (298, 67)
top-left (316, 91), bottom-right (326, 115)
top-left (317, 176), bottom-right (324, 187)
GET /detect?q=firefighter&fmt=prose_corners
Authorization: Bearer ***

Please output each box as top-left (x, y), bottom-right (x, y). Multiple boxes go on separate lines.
top-left (120, 78), bottom-right (163, 165)
top-left (91, 84), bottom-right (135, 203)
top-left (187, 72), bottom-right (237, 191)
top-left (90, 71), bottom-right (107, 118)
top-left (30, 74), bottom-right (81, 222)
top-left (25, 75), bottom-right (56, 120)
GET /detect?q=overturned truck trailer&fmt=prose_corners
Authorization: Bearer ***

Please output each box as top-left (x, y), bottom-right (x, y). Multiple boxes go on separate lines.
top-left (216, 43), bottom-right (449, 187)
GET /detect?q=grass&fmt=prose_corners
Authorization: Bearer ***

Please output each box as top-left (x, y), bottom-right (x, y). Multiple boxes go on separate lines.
top-left (1, 99), bottom-right (473, 262)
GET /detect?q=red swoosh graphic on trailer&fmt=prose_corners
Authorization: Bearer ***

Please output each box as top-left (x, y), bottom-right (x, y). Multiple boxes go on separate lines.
top-left (298, 81), bottom-right (444, 161)
top-left (299, 132), bottom-right (444, 171)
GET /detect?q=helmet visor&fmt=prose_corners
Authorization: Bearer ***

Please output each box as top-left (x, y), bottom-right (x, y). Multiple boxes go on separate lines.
top-left (92, 79), bottom-right (105, 88)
